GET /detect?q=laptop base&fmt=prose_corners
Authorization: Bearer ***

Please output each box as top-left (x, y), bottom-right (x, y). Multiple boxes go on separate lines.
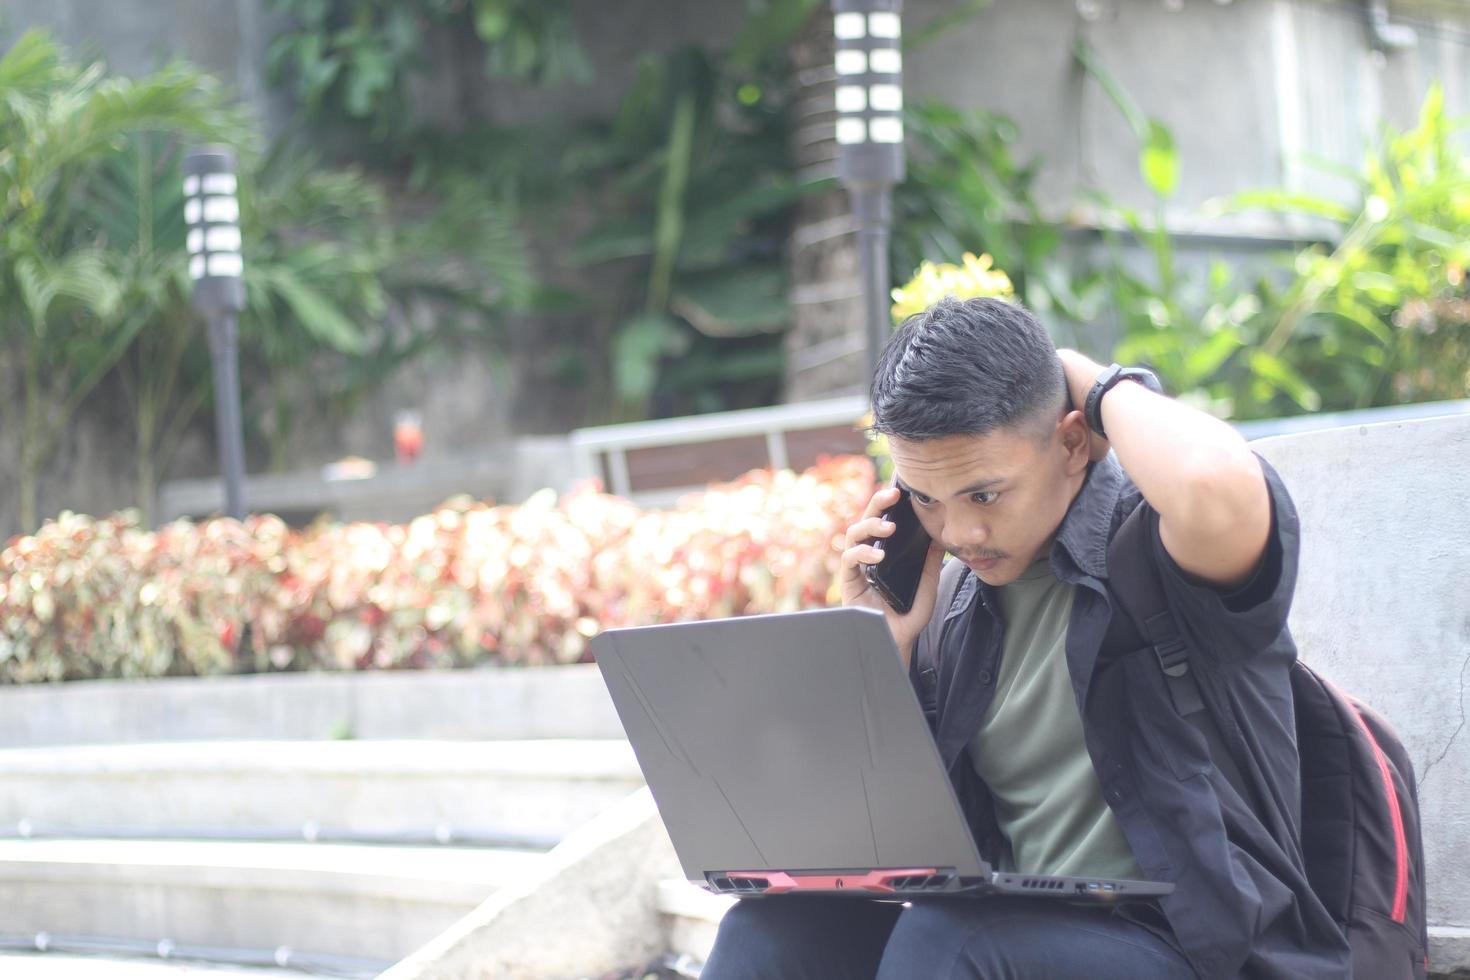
top-left (704, 867), bottom-right (1170, 902)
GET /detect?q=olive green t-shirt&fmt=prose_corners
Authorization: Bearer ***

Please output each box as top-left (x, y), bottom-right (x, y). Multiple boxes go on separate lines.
top-left (967, 556), bottom-right (1143, 879)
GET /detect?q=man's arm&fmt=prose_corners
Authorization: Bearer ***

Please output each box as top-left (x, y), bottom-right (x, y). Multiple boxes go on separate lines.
top-left (1058, 350), bottom-right (1271, 591)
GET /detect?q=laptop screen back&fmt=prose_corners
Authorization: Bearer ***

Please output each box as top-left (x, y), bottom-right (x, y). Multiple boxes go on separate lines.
top-left (591, 607), bottom-right (987, 881)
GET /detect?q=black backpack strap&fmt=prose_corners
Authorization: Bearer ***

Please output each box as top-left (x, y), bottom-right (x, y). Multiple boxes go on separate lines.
top-left (1107, 506), bottom-right (1257, 814)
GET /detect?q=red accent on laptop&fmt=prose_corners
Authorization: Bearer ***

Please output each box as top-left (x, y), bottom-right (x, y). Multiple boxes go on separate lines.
top-left (727, 868), bottom-right (939, 894)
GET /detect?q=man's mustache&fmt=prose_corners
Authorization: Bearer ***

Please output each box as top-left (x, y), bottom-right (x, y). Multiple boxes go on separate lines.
top-left (953, 548), bottom-right (1006, 562)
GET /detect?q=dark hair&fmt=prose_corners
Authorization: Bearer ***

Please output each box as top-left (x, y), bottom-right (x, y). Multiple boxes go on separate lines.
top-left (870, 295), bottom-right (1065, 441)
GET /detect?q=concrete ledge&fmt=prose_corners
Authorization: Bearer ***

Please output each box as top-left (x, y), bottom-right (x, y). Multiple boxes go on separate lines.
top-left (0, 739), bottom-right (642, 842)
top-left (0, 665), bottom-right (624, 747)
top-left (1431, 926), bottom-right (1470, 978)
top-left (0, 953), bottom-right (310, 979)
top-left (381, 787), bottom-right (681, 980)
top-left (0, 839), bottom-right (540, 902)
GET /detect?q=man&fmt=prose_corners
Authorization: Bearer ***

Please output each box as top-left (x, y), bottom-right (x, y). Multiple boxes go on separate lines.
top-left (701, 297), bottom-right (1350, 978)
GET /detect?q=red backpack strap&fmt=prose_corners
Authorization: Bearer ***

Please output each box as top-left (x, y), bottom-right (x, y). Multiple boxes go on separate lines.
top-left (1293, 662), bottom-right (1427, 977)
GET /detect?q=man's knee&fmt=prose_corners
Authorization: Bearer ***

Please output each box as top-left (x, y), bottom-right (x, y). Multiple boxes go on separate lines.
top-left (877, 898), bottom-right (1194, 980)
top-left (701, 898), bottom-right (900, 980)
top-left (875, 899), bottom-right (980, 977)
top-left (701, 900), bottom-right (794, 979)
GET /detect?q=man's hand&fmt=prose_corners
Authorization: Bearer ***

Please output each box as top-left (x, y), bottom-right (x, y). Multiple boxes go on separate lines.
top-left (1057, 348), bottom-right (1110, 462)
top-left (839, 485), bottom-right (945, 669)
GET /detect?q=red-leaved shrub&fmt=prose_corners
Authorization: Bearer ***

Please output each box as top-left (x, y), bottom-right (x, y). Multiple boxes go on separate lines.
top-left (0, 456), bottom-right (876, 682)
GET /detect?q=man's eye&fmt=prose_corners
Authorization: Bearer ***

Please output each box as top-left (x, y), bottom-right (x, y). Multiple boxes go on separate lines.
top-left (911, 492), bottom-right (934, 506)
top-left (972, 491), bottom-right (999, 505)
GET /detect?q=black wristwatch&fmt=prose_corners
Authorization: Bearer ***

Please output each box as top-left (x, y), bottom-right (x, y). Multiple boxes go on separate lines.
top-left (1083, 364), bottom-right (1163, 438)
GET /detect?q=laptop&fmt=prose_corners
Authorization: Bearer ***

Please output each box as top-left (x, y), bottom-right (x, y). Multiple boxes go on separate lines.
top-left (590, 606), bottom-right (1172, 902)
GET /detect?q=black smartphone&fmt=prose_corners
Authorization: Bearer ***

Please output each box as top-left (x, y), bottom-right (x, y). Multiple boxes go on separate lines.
top-left (862, 486), bottom-right (932, 614)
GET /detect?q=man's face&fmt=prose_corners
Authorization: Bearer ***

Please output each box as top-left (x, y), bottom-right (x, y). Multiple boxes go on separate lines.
top-left (887, 413), bottom-right (1091, 587)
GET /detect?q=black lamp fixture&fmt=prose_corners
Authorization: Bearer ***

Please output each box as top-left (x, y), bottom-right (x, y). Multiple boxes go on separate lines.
top-left (832, 0), bottom-right (905, 396)
top-left (183, 146), bottom-right (248, 521)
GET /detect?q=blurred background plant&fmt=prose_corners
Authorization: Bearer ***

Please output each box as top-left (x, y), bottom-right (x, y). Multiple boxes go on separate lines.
top-left (0, 29), bottom-right (534, 534)
top-left (266, 0), bottom-right (590, 141)
top-left (1216, 84), bottom-right (1470, 415)
top-left (0, 455), bottom-right (875, 682)
top-left (0, 32), bottom-right (241, 533)
top-left (1073, 39), bottom-right (1316, 422)
top-left (889, 251), bottom-right (1014, 321)
top-left (892, 100), bottom-right (1105, 339)
top-left (264, 0), bottom-right (825, 427)
top-left (563, 37), bottom-right (812, 422)
top-left (237, 150), bottom-right (533, 472)
top-left (1088, 64), bottom-right (1469, 420)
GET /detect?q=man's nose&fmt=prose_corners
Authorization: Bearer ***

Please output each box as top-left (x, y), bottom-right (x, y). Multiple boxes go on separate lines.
top-left (949, 519), bottom-right (990, 550)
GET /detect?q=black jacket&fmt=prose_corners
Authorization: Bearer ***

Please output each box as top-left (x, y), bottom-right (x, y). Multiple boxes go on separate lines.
top-left (907, 454), bottom-right (1351, 979)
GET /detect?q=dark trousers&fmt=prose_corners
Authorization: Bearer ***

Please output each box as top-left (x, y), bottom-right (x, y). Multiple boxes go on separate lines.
top-left (700, 895), bottom-right (1198, 980)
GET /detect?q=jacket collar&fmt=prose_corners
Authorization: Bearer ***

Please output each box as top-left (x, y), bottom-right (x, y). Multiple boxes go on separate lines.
top-left (1050, 453), bottom-right (1126, 582)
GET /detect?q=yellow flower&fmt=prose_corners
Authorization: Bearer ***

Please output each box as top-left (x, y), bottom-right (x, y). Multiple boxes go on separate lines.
top-left (890, 252), bottom-right (1015, 323)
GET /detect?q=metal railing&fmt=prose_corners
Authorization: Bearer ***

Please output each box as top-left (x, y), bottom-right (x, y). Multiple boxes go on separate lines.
top-left (569, 394), bottom-right (869, 500)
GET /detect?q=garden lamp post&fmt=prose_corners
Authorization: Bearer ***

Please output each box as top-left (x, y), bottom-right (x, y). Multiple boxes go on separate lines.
top-left (183, 146), bottom-right (248, 521)
top-left (832, 0), bottom-right (905, 396)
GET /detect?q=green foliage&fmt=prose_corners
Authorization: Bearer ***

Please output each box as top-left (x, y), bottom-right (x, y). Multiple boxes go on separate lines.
top-left (0, 456), bottom-right (875, 682)
top-left (73, 132), bottom-right (220, 526)
top-left (1087, 63), bottom-right (1470, 418)
top-left (236, 146), bottom-right (391, 468)
top-left (0, 31), bottom-right (242, 532)
top-left (1220, 85), bottom-right (1470, 411)
top-left (265, 0), bottom-right (588, 138)
top-left (1075, 42), bottom-right (1325, 420)
top-left (239, 148), bottom-right (533, 469)
top-left (261, 1), bottom-right (820, 424)
top-left (1073, 39), bottom-right (1178, 200)
top-left (893, 101), bottom-right (1104, 327)
top-left (556, 33), bottom-right (813, 420)
top-left (0, 29), bottom-right (534, 540)
top-left (896, 45), bottom-right (1467, 422)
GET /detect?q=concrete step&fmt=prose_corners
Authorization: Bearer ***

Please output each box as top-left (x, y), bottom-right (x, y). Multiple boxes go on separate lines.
top-left (0, 739), bottom-right (643, 845)
top-left (0, 952), bottom-right (306, 978)
top-left (0, 665), bottom-right (625, 747)
top-left (657, 879), bottom-right (735, 967)
top-left (0, 838), bottom-right (547, 965)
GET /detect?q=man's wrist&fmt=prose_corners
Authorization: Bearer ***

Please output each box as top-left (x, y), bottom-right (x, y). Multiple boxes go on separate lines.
top-left (1084, 364), bottom-right (1164, 438)
top-left (1057, 349), bottom-right (1105, 411)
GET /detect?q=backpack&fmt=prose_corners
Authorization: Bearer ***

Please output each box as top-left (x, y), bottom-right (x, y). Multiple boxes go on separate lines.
top-left (1104, 504), bottom-right (1430, 980)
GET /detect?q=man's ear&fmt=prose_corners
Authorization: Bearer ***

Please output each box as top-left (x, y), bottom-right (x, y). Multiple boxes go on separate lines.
top-left (1057, 410), bottom-right (1091, 473)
